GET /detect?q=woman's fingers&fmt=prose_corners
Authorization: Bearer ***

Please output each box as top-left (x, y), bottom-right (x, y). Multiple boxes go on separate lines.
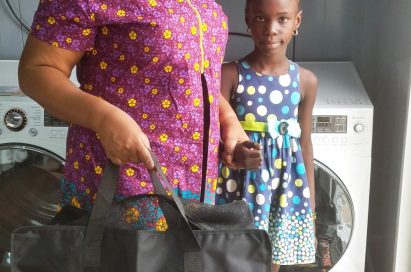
top-left (110, 157), bottom-right (125, 166)
top-left (241, 140), bottom-right (262, 151)
top-left (97, 108), bottom-right (156, 168)
top-left (243, 161), bottom-right (260, 170)
top-left (107, 146), bottom-right (153, 169)
top-left (138, 146), bottom-right (155, 170)
top-left (227, 140), bottom-right (263, 169)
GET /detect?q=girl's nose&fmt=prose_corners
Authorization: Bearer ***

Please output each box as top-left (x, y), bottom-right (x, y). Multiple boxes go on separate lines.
top-left (265, 21), bottom-right (279, 36)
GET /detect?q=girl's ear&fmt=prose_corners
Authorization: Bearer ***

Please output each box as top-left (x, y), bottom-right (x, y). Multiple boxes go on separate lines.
top-left (295, 10), bottom-right (303, 30)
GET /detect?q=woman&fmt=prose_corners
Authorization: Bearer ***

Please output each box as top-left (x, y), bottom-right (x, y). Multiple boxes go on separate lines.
top-left (19, 0), bottom-right (253, 229)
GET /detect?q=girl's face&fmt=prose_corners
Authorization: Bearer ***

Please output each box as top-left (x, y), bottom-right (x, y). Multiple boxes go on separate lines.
top-left (246, 0), bottom-right (302, 56)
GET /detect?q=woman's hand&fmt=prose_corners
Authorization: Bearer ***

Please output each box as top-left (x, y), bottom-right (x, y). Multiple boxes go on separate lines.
top-left (220, 117), bottom-right (249, 167)
top-left (96, 106), bottom-right (154, 169)
top-left (232, 140), bottom-right (262, 170)
top-left (220, 117), bottom-right (262, 169)
top-left (219, 96), bottom-right (251, 166)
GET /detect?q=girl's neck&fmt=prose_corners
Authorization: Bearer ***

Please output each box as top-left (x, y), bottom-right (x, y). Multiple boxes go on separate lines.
top-left (245, 51), bottom-right (290, 76)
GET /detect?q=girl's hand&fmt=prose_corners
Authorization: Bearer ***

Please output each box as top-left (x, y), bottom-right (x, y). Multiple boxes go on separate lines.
top-left (96, 107), bottom-right (154, 169)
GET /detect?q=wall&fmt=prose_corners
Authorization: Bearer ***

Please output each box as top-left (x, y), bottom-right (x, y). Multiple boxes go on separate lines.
top-left (0, 0), bottom-right (36, 59)
top-left (394, 72), bottom-right (411, 272)
top-left (353, 0), bottom-right (411, 271)
top-left (0, 0), bottom-right (23, 59)
top-left (217, 0), bottom-right (361, 62)
top-left (295, 0), bottom-right (361, 61)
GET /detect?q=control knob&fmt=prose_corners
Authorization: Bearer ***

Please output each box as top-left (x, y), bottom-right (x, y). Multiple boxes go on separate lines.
top-left (354, 123), bottom-right (365, 133)
top-left (4, 108), bottom-right (27, 131)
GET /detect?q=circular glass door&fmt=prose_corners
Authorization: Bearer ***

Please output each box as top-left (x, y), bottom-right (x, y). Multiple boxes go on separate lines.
top-left (280, 160), bottom-right (354, 272)
top-left (0, 145), bottom-right (64, 261)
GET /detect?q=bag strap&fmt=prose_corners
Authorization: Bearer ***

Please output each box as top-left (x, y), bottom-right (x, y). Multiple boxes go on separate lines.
top-left (83, 152), bottom-right (201, 270)
top-left (83, 160), bottom-right (119, 268)
top-left (148, 150), bottom-right (197, 234)
top-left (149, 152), bottom-right (202, 271)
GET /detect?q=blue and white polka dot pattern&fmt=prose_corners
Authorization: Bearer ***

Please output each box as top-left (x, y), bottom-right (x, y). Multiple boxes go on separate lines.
top-left (216, 60), bottom-right (316, 265)
top-left (232, 63), bottom-right (301, 124)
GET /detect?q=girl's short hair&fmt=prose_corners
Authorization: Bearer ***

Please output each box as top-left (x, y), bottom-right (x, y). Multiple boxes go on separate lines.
top-left (246, 0), bottom-right (301, 9)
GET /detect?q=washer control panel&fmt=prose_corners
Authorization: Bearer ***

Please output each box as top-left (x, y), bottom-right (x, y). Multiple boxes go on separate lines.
top-left (312, 115), bottom-right (347, 133)
top-left (311, 111), bottom-right (373, 156)
top-left (44, 111), bottom-right (69, 127)
top-left (0, 96), bottom-right (68, 141)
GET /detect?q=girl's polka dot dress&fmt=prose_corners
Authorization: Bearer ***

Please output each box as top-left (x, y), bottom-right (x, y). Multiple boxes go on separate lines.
top-left (216, 59), bottom-right (316, 265)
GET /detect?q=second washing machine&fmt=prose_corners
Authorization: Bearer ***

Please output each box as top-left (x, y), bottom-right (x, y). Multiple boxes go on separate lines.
top-left (281, 62), bottom-right (373, 272)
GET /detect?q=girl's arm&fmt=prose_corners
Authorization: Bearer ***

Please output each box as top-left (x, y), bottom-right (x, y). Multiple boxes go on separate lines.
top-left (298, 67), bottom-right (318, 213)
top-left (19, 35), bottom-right (154, 168)
top-left (220, 62), bottom-right (238, 101)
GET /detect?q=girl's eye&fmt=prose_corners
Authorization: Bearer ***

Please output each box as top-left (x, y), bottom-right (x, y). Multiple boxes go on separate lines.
top-left (256, 16), bottom-right (265, 22)
top-left (279, 17), bottom-right (289, 23)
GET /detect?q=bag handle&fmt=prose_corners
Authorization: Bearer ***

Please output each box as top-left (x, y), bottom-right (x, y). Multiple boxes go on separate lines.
top-left (83, 151), bottom-right (201, 269)
top-left (148, 150), bottom-right (197, 233)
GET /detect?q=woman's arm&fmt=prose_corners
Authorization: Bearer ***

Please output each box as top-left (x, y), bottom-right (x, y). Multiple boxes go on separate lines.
top-left (298, 67), bottom-right (318, 213)
top-left (19, 35), bottom-right (153, 168)
top-left (219, 62), bottom-right (261, 169)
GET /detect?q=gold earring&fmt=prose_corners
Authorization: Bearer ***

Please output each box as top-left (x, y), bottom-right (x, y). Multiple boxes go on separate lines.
top-left (293, 29), bottom-right (299, 36)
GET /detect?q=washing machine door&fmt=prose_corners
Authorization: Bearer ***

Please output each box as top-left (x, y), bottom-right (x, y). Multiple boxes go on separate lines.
top-left (280, 159), bottom-right (354, 272)
top-left (0, 144), bottom-right (63, 253)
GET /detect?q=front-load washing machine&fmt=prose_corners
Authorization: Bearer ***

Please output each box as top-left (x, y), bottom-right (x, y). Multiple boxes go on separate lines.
top-left (280, 62), bottom-right (373, 272)
top-left (0, 60), bottom-right (77, 267)
top-left (0, 93), bottom-right (68, 250)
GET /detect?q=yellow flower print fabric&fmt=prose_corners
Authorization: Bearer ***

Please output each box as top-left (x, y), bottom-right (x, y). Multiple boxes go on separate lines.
top-left (31, 0), bottom-right (227, 218)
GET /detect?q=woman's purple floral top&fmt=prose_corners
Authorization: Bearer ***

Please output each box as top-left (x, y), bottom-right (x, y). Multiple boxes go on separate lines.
top-left (31, 0), bottom-right (228, 227)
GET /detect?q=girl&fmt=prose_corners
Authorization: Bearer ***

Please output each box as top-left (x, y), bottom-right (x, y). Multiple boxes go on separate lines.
top-left (216, 0), bottom-right (317, 271)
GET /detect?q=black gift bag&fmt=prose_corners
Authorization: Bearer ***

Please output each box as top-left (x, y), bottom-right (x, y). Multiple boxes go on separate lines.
top-left (11, 152), bottom-right (272, 272)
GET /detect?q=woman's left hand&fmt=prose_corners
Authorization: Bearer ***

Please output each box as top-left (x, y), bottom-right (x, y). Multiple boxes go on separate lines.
top-left (232, 140), bottom-right (262, 169)
top-left (219, 96), bottom-right (251, 167)
top-left (220, 115), bottom-right (262, 169)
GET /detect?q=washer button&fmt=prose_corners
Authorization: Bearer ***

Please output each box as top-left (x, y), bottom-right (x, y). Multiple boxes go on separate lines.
top-left (354, 123), bottom-right (365, 133)
top-left (29, 128), bottom-right (38, 136)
